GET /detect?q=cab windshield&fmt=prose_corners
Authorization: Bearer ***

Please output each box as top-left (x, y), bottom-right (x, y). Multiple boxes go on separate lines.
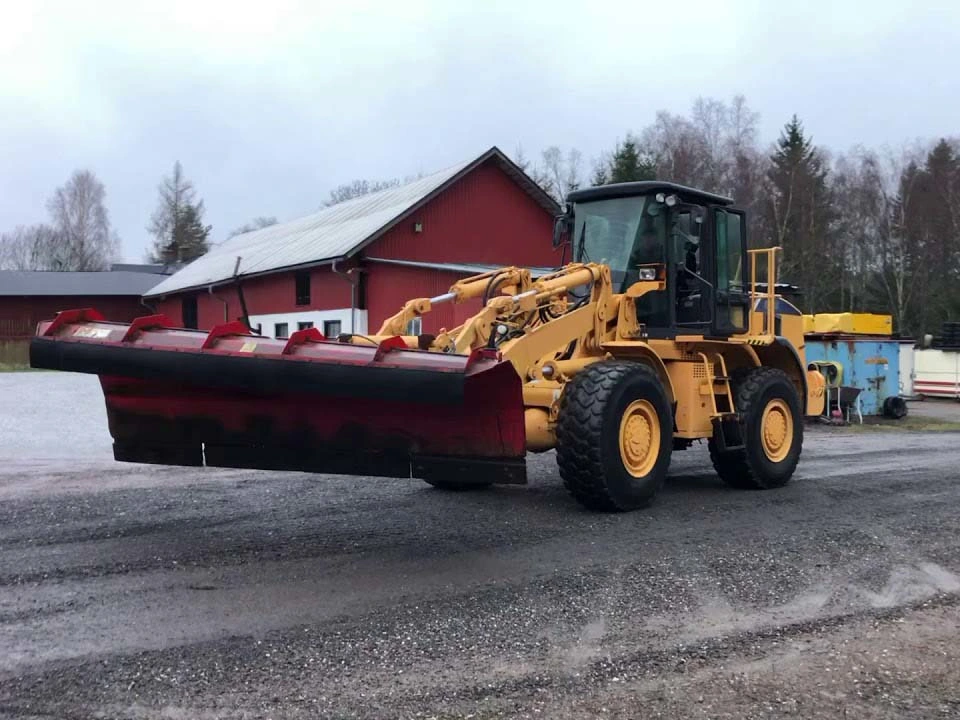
top-left (572, 195), bottom-right (666, 292)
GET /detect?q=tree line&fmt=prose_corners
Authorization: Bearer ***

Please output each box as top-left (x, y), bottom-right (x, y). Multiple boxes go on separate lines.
top-left (0, 164), bottom-right (412, 273)
top-left (517, 95), bottom-right (960, 338)
top-left (3, 95), bottom-right (957, 338)
top-left (0, 170), bottom-right (121, 272)
top-left (0, 161), bottom-right (223, 271)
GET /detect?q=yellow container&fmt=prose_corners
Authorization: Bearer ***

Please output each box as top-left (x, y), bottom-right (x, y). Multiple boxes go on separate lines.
top-left (812, 313), bottom-right (892, 336)
top-left (803, 314), bottom-right (815, 334)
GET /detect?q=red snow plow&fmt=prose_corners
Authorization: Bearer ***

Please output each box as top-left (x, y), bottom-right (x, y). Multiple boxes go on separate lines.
top-left (29, 307), bottom-right (527, 485)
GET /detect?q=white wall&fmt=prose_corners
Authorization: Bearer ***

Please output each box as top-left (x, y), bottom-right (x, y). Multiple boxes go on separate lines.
top-left (913, 348), bottom-right (960, 398)
top-left (248, 308), bottom-right (368, 339)
top-left (899, 342), bottom-right (915, 396)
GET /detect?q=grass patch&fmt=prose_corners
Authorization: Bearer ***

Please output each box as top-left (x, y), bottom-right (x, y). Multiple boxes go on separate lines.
top-left (0, 363), bottom-right (44, 373)
top-left (845, 415), bottom-right (960, 432)
top-left (0, 339), bottom-right (29, 366)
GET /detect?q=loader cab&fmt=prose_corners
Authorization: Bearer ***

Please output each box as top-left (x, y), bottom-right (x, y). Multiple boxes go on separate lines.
top-left (562, 181), bottom-right (750, 339)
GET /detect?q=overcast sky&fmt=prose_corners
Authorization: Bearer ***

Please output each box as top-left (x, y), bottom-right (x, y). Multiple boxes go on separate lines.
top-left (2, 0), bottom-right (958, 262)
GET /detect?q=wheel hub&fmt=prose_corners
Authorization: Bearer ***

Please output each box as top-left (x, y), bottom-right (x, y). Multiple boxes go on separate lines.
top-left (760, 398), bottom-right (793, 462)
top-left (619, 399), bottom-right (660, 477)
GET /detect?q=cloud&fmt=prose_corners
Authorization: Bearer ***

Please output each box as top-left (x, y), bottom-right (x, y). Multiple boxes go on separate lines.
top-left (1, 0), bottom-right (958, 261)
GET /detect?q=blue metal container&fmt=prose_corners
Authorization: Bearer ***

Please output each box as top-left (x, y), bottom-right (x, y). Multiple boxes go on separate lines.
top-left (804, 336), bottom-right (901, 416)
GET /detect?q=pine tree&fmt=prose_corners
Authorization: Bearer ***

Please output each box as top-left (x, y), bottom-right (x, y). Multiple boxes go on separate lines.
top-left (591, 161), bottom-right (609, 186)
top-left (148, 161), bottom-right (211, 264)
top-left (904, 139), bottom-right (960, 332)
top-left (764, 115), bottom-right (834, 312)
top-left (607, 135), bottom-right (656, 183)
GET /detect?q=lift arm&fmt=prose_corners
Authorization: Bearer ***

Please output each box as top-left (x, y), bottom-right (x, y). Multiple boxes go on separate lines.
top-left (375, 267), bottom-right (531, 336)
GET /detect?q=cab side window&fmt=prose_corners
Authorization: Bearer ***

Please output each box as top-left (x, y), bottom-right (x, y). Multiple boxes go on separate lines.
top-left (714, 209), bottom-right (748, 333)
top-left (716, 211), bottom-right (745, 292)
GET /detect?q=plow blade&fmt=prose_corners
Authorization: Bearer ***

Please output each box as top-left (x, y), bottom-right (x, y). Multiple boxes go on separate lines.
top-left (30, 310), bottom-right (527, 484)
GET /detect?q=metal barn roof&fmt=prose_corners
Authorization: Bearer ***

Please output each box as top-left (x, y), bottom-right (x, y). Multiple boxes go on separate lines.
top-left (145, 147), bottom-right (557, 299)
top-left (0, 270), bottom-right (170, 297)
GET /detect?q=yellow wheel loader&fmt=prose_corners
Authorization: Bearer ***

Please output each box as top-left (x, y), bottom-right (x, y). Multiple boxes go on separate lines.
top-left (30, 181), bottom-right (825, 512)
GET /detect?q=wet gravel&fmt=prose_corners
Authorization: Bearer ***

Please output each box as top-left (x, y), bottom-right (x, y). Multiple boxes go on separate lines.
top-left (1, 373), bottom-right (960, 718)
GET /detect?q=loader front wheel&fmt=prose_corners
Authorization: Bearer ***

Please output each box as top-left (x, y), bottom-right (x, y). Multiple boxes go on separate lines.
top-left (710, 367), bottom-right (803, 489)
top-left (556, 361), bottom-right (673, 512)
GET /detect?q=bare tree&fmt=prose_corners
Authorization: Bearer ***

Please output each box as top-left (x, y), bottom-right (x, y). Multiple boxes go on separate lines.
top-left (228, 216), bottom-right (278, 239)
top-left (539, 146), bottom-right (583, 202)
top-left (877, 146), bottom-right (923, 332)
top-left (727, 95), bottom-right (760, 156)
top-left (45, 170), bottom-right (119, 270)
top-left (627, 95), bottom-right (766, 207)
top-left (563, 148), bottom-right (583, 197)
top-left (540, 147), bottom-right (563, 199)
top-left (691, 97), bottom-right (730, 191)
top-left (325, 179), bottom-right (401, 206)
top-left (513, 144), bottom-right (531, 173)
top-left (0, 224), bottom-right (59, 270)
top-left (892, 138), bottom-right (960, 334)
top-left (641, 110), bottom-right (707, 187)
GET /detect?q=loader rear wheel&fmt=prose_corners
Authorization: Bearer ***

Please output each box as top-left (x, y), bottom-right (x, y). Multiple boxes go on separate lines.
top-left (556, 361), bottom-right (672, 512)
top-left (710, 366), bottom-right (803, 490)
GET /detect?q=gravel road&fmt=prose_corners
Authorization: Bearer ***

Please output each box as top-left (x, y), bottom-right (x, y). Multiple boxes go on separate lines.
top-left (2, 373), bottom-right (960, 718)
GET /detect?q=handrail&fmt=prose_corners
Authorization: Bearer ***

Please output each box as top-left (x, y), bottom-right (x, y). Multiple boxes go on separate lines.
top-left (746, 247), bottom-right (781, 337)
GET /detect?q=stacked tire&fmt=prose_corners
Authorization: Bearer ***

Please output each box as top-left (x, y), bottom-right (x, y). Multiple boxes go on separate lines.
top-left (941, 322), bottom-right (960, 350)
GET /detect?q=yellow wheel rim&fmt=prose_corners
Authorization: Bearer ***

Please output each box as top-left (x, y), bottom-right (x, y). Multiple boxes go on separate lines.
top-left (618, 399), bottom-right (660, 477)
top-left (760, 398), bottom-right (793, 463)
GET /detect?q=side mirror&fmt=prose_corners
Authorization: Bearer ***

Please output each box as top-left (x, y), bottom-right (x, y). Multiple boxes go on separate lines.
top-left (553, 215), bottom-right (571, 248)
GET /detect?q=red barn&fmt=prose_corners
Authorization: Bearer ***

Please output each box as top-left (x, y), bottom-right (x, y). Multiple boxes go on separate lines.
top-left (143, 147), bottom-right (561, 338)
top-left (0, 265), bottom-right (170, 365)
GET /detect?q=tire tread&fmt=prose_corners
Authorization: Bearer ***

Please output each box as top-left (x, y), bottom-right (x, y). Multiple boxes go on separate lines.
top-left (556, 361), bottom-right (669, 511)
top-left (709, 366), bottom-right (801, 490)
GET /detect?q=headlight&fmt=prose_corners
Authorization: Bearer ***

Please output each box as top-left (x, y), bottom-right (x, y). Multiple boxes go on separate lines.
top-left (638, 268), bottom-right (657, 280)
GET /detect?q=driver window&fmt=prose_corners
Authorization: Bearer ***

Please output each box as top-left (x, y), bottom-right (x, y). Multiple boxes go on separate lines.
top-left (671, 208), bottom-right (704, 276)
top-left (671, 205), bottom-right (709, 326)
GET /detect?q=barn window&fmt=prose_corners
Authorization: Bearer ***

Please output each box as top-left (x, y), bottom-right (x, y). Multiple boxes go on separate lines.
top-left (182, 295), bottom-right (198, 329)
top-left (274, 322), bottom-right (289, 339)
top-left (405, 317), bottom-right (422, 335)
top-left (297, 321), bottom-right (314, 331)
top-left (323, 320), bottom-right (341, 338)
top-left (295, 272), bottom-right (311, 306)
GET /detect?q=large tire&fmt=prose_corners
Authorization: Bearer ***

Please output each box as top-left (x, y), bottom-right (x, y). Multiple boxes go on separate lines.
top-left (709, 366), bottom-right (803, 489)
top-left (883, 395), bottom-right (908, 419)
top-left (556, 361), bottom-right (673, 512)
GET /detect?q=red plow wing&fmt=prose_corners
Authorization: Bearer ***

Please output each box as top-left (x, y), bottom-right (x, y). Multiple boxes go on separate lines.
top-left (30, 310), bottom-right (527, 484)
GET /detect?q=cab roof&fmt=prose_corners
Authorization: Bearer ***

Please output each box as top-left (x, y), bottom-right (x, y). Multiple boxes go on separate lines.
top-left (566, 181), bottom-right (734, 207)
